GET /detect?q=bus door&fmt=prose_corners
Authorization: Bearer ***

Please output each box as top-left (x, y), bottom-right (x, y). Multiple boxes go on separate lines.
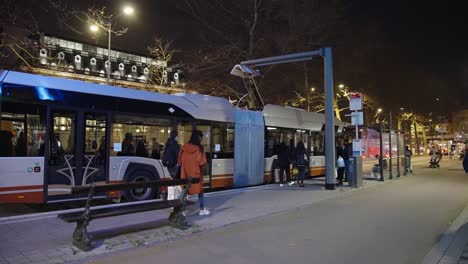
top-left (197, 125), bottom-right (212, 190)
top-left (46, 109), bottom-right (108, 200)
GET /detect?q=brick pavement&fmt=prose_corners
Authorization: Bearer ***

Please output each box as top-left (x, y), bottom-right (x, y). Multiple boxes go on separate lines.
top-left (0, 178), bottom-right (386, 264)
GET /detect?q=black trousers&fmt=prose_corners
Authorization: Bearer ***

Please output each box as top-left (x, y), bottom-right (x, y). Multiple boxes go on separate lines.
top-left (279, 166), bottom-right (291, 183)
top-left (337, 167), bottom-right (345, 182)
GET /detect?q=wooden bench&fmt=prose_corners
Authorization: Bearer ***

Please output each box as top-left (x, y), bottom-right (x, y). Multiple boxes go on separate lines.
top-left (58, 178), bottom-right (199, 251)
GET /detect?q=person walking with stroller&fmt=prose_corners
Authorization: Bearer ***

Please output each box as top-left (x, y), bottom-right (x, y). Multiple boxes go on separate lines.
top-left (404, 146), bottom-right (413, 174)
top-left (178, 130), bottom-right (210, 216)
top-left (277, 142), bottom-right (291, 187)
top-left (294, 141), bottom-right (308, 187)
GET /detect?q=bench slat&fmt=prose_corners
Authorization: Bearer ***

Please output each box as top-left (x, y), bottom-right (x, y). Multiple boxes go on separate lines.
top-left (71, 178), bottom-right (200, 195)
top-left (58, 199), bottom-right (183, 222)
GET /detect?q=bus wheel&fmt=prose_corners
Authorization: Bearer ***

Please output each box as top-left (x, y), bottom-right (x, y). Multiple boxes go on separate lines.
top-left (125, 171), bottom-right (158, 202)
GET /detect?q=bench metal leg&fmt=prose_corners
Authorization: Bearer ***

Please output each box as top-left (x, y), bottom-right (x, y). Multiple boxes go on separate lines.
top-left (73, 220), bottom-right (93, 251)
top-left (168, 205), bottom-right (191, 230)
top-left (73, 182), bottom-right (96, 251)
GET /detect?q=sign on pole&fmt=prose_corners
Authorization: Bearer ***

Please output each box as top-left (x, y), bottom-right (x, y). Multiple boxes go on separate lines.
top-left (351, 111), bottom-right (364, 126)
top-left (349, 92), bottom-right (363, 111)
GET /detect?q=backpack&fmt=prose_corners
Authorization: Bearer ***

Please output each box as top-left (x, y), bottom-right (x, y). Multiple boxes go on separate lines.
top-left (162, 141), bottom-right (177, 168)
top-left (296, 151), bottom-right (307, 166)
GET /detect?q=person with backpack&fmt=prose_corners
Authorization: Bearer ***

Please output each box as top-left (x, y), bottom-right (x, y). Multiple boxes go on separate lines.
top-left (294, 141), bottom-right (308, 187)
top-left (179, 130), bottom-right (209, 216)
top-left (162, 130), bottom-right (180, 179)
top-left (277, 142), bottom-right (291, 187)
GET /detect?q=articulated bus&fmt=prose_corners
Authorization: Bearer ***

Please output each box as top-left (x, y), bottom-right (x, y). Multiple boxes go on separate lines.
top-left (0, 70), bottom-right (347, 203)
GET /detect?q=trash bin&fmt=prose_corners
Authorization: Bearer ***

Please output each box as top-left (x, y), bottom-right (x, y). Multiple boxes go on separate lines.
top-left (348, 156), bottom-right (363, 187)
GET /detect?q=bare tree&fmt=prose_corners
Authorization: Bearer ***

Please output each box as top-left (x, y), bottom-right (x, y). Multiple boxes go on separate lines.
top-left (146, 37), bottom-right (179, 88)
top-left (283, 88), bottom-right (378, 121)
top-left (0, 0), bottom-right (45, 70)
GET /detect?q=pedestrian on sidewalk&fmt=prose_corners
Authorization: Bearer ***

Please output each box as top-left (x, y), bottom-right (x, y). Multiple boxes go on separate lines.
top-left (179, 130), bottom-right (210, 216)
top-left (162, 130), bottom-right (180, 179)
top-left (294, 141), bottom-right (308, 187)
top-left (404, 145), bottom-right (413, 175)
top-left (336, 138), bottom-right (346, 186)
top-left (344, 135), bottom-right (353, 182)
top-left (463, 145), bottom-right (468, 175)
top-left (288, 138), bottom-right (297, 185)
top-left (277, 142), bottom-right (291, 187)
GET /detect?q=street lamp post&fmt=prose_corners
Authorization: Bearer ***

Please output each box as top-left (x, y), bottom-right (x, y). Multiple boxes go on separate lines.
top-left (89, 5), bottom-right (134, 86)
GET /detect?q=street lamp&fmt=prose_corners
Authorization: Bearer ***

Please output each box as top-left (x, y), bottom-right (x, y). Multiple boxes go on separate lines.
top-left (89, 5), bottom-right (135, 85)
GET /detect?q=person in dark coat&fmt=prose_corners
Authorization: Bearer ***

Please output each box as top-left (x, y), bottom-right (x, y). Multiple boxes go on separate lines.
top-left (0, 130), bottom-right (14, 157)
top-left (343, 136), bottom-right (353, 182)
top-left (135, 139), bottom-right (148, 157)
top-left (15, 132), bottom-right (27, 156)
top-left (277, 142), bottom-right (291, 186)
top-left (162, 130), bottom-right (180, 178)
top-left (294, 141), bottom-right (308, 187)
top-left (336, 138), bottom-right (346, 186)
top-left (121, 133), bottom-right (134, 156)
top-left (463, 145), bottom-right (468, 175)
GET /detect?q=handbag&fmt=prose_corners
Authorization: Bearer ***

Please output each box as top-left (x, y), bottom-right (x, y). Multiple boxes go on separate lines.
top-left (337, 156), bottom-right (345, 168)
top-left (168, 164), bottom-right (181, 179)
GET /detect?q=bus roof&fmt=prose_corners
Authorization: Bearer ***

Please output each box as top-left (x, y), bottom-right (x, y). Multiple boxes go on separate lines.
top-left (263, 104), bottom-right (348, 131)
top-left (1, 70), bottom-right (349, 130)
top-left (0, 70), bottom-right (234, 123)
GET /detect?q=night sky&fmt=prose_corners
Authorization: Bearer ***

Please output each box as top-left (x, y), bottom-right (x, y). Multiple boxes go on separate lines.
top-left (11, 0), bottom-right (468, 114)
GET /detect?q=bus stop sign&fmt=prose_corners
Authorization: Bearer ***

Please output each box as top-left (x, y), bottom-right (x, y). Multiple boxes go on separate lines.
top-left (349, 92), bottom-right (363, 111)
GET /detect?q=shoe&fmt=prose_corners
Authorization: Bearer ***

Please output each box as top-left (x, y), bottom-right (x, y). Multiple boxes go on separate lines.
top-left (199, 209), bottom-right (210, 216)
top-left (280, 184), bottom-right (284, 187)
top-left (336, 182), bottom-right (343, 186)
top-left (299, 184), bottom-right (305, 187)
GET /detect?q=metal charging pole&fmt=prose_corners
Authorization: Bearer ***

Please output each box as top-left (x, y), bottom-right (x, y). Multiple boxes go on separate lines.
top-left (323, 47), bottom-right (335, 190)
top-left (396, 131), bottom-right (401, 177)
top-left (389, 111), bottom-right (393, 179)
top-left (379, 124), bottom-right (384, 181)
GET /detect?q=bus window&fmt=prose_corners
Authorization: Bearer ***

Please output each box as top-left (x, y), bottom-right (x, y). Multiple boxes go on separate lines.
top-left (265, 127), bottom-right (295, 157)
top-left (0, 101), bottom-right (46, 157)
top-left (212, 122), bottom-right (234, 159)
top-left (110, 114), bottom-right (172, 158)
top-left (310, 131), bottom-right (325, 156)
top-left (177, 121), bottom-right (192, 147)
top-left (295, 130), bottom-right (309, 152)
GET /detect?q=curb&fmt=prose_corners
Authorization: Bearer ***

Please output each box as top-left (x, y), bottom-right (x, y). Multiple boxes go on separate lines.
top-left (421, 203), bottom-right (468, 264)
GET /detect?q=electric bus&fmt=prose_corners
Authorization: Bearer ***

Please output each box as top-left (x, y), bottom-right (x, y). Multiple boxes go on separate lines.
top-left (0, 70), bottom-right (346, 203)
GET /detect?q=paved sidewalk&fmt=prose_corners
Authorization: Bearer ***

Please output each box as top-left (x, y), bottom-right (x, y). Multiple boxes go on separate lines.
top-left (0, 177), bottom-right (387, 264)
top-left (421, 168), bottom-right (468, 264)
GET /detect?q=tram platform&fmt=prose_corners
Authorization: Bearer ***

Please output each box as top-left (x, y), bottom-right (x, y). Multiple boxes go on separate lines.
top-left (0, 176), bottom-right (389, 264)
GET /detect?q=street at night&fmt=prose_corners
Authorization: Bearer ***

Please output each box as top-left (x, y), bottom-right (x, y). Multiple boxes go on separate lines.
top-left (1, 1), bottom-right (468, 263)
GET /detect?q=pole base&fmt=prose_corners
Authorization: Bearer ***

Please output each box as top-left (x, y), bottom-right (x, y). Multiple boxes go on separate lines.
top-left (325, 183), bottom-right (335, 190)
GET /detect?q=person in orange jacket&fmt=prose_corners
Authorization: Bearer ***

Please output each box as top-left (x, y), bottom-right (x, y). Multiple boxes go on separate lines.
top-left (178, 130), bottom-right (210, 216)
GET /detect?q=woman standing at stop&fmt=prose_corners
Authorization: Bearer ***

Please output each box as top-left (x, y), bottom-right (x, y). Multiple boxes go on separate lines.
top-left (178, 130), bottom-right (210, 216)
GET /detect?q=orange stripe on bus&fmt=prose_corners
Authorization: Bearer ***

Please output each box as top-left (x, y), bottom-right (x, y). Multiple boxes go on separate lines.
top-left (0, 192), bottom-right (43, 203)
